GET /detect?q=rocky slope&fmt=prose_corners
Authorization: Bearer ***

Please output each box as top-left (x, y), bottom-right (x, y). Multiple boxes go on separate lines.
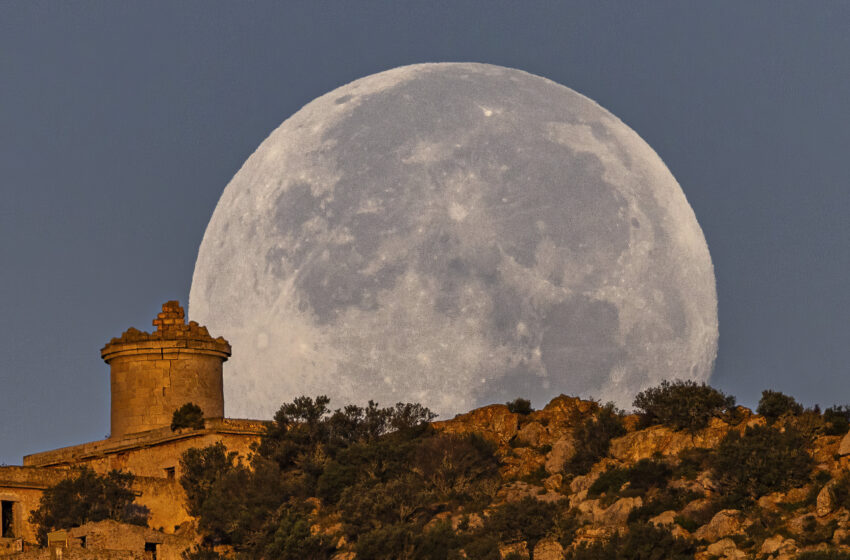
top-left (407, 395), bottom-right (850, 559)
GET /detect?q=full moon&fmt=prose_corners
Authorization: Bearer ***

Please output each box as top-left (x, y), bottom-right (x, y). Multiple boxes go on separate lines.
top-left (190, 63), bottom-right (717, 419)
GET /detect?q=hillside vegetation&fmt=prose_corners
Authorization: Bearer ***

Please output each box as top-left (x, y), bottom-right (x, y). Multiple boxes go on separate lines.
top-left (172, 383), bottom-right (850, 559)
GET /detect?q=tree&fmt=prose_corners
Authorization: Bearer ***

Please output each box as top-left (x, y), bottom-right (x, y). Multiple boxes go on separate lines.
top-left (823, 405), bottom-right (850, 436)
top-left (633, 380), bottom-right (735, 432)
top-left (484, 497), bottom-right (562, 550)
top-left (171, 402), bottom-right (205, 430)
top-left (756, 390), bottom-right (803, 424)
top-left (568, 403), bottom-right (626, 474)
top-left (179, 442), bottom-right (240, 517)
top-left (260, 504), bottom-right (335, 560)
top-left (505, 398), bottom-right (533, 415)
top-left (29, 467), bottom-right (148, 544)
top-left (183, 396), bottom-right (440, 556)
top-left (709, 424), bottom-right (813, 504)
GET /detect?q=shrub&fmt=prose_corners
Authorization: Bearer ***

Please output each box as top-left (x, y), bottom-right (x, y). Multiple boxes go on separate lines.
top-left (506, 398), bottom-right (533, 415)
top-left (675, 447), bottom-right (712, 480)
top-left (756, 390), bottom-right (803, 423)
top-left (633, 380), bottom-right (735, 432)
top-left (743, 507), bottom-right (785, 542)
top-left (709, 424), bottom-right (813, 504)
top-left (29, 467), bottom-right (148, 545)
top-left (260, 504), bottom-right (335, 560)
top-left (567, 403), bottom-right (626, 474)
top-left (520, 465), bottom-right (548, 486)
top-left (674, 515), bottom-right (700, 533)
top-left (588, 459), bottom-right (671, 499)
top-left (412, 433), bottom-right (500, 504)
top-left (462, 533), bottom-right (500, 560)
top-left (588, 467), bottom-right (629, 498)
top-left (171, 402), bottom-right (205, 430)
top-left (484, 497), bottom-right (561, 549)
top-left (626, 458), bottom-right (672, 493)
top-left (412, 521), bottom-right (465, 560)
top-left (823, 405), bottom-right (850, 436)
top-left (627, 488), bottom-right (701, 524)
top-left (797, 516), bottom-right (837, 546)
top-left (355, 523), bottom-right (415, 560)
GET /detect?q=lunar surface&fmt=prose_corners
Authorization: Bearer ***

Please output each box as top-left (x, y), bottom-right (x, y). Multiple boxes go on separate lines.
top-left (190, 63), bottom-right (717, 420)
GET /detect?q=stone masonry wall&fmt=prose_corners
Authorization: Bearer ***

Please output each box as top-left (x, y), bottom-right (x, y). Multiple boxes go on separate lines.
top-left (0, 466), bottom-right (196, 545)
top-left (25, 420), bottom-right (265, 479)
top-left (109, 351), bottom-right (225, 439)
top-left (0, 467), bottom-right (75, 544)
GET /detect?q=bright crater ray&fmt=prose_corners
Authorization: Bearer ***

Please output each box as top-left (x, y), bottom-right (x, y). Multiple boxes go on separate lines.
top-left (190, 63), bottom-right (717, 419)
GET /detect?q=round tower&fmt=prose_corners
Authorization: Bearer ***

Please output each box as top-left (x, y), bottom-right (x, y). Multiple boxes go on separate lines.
top-left (101, 301), bottom-right (231, 439)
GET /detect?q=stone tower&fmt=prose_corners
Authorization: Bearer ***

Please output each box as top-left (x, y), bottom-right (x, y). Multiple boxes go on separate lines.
top-left (101, 301), bottom-right (231, 439)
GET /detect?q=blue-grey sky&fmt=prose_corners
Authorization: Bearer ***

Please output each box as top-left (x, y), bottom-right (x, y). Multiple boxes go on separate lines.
top-left (1, 2), bottom-right (848, 465)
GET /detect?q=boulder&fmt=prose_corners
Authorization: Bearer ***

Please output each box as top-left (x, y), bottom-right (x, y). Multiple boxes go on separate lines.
top-left (545, 437), bottom-right (576, 474)
top-left (608, 418), bottom-right (730, 462)
top-left (501, 446), bottom-right (546, 478)
top-left (693, 509), bottom-right (749, 541)
top-left (775, 538), bottom-right (799, 558)
top-left (757, 492), bottom-right (783, 511)
top-left (452, 512), bottom-right (483, 531)
top-left (783, 486), bottom-right (810, 504)
top-left (543, 474), bottom-right (563, 492)
top-left (671, 525), bottom-right (691, 540)
top-left (568, 489), bottom-right (588, 509)
top-left (532, 539), bottom-right (564, 560)
top-left (576, 498), bottom-right (602, 518)
top-left (759, 534), bottom-right (785, 555)
top-left (833, 528), bottom-right (850, 545)
top-left (839, 430), bottom-right (850, 456)
top-left (599, 497), bottom-right (642, 525)
top-left (818, 480), bottom-right (837, 517)
top-left (517, 421), bottom-right (546, 447)
top-left (649, 510), bottom-right (677, 527)
top-left (570, 473), bottom-right (598, 494)
top-left (434, 404), bottom-right (518, 445)
top-left (499, 541), bottom-right (528, 559)
top-left (497, 481), bottom-right (540, 503)
top-left (706, 537), bottom-right (745, 559)
top-left (537, 395), bottom-right (598, 428)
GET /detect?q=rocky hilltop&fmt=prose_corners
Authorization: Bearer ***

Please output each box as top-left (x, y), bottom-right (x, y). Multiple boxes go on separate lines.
top-left (15, 385), bottom-right (850, 560)
top-left (413, 394), bottom-right (850, 560)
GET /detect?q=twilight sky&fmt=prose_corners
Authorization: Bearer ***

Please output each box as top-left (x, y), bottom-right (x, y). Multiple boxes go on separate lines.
top-left (1, 2), bottom-right (849, 465)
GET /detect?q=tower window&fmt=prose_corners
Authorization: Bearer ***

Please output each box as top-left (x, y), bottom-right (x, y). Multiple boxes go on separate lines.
top-left (164, 467), bottom-right (175, 479)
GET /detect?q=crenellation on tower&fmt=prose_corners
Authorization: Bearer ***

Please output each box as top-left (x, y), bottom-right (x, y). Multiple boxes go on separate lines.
top-left (101, 301), bottom-right (231, 439)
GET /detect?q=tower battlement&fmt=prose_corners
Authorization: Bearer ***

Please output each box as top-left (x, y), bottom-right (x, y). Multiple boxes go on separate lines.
top-left (102, 301), bottom-right (230, 439)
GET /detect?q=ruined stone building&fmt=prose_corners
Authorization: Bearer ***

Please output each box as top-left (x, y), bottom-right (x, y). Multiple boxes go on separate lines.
top-left (0, 302), bottom-right (267, 558)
